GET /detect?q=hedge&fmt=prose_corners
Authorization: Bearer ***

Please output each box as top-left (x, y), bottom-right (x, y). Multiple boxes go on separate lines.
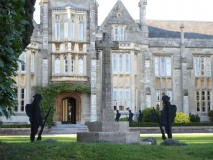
top-left (129, 122), bottom-right (213, 127)
top-left (1, 124), bottom-right (31, 128)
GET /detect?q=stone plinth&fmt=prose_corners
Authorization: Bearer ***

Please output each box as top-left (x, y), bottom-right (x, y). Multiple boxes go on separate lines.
top-left (77, 131), bottom-right (140, 144)
top-left (77, 120), bottom-right (147, 144)
top-left (85, 121), bottom-right (129, 132)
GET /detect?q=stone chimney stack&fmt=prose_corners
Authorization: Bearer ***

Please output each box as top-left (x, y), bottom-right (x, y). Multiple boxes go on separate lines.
top-left (138, 0), bottom-right (147, 25)
top-left (138, 0), bottom-right (148, 38)
top-left (180, 24), bottom-right (186, 58)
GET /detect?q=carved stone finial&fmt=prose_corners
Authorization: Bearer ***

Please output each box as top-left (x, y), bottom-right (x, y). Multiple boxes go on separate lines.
top-left (139, 0), bottom-right (147, 7)
top-left (180, 24), bottom-right (184, 29)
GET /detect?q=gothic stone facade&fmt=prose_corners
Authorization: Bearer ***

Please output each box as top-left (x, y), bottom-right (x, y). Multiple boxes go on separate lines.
top-left (1, 0), bottom-right (213, 124)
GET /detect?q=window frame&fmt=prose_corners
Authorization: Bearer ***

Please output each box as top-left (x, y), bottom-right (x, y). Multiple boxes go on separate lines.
top-left (20, 52), bottom-right (26, 71)
top-left (79, 22), bottom-right (83, 40)
top-left (71, 22), bottom-right (75, 39)
top-left (64, 56), bottom-right (68, 73)
top-left (55, 57), bottom-right (60, 74)
top-left (194, 56), bottom-right (211, 77)
top-left (31, 53), bottom-right (34, 73)
top-left (64, 22), bottom-right (68, 39)
top-left (55, 23), bottom-right (60, 40)
top-left (79, 57), bottom-right (83, 75)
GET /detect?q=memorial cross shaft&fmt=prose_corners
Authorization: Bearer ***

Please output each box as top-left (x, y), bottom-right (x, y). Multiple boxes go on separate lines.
top-left (95, 33), bottom-right (119, 121)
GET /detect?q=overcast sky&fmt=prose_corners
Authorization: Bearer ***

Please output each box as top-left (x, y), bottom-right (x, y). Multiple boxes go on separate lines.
top-left (34, 0), bottom-right (213, 25)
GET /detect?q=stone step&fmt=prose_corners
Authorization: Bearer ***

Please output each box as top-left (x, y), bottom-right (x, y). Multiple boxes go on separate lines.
top-left (52, 124), bottom-right (87, 129)
top-left (49, 124), bottom-right (87, 134)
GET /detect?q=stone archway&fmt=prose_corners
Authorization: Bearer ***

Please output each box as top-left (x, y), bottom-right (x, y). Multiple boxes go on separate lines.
top-left (54, 92), bottom-right (81, 124)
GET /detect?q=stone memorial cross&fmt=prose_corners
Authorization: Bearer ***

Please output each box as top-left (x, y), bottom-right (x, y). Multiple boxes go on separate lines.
top-left (95, 33), bottom-right (119, 121)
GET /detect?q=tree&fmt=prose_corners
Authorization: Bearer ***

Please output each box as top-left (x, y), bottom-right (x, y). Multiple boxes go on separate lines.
top-left (0, 0), bottom-right (36, 118)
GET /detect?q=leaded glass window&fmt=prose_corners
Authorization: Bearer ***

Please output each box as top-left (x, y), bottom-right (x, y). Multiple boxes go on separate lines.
top-left (64, 57), bottom-right (68, 73)
top-left (125, 89), bottom-right (130, 108)
top-left (112, 54), bottom-right (117, 73)
top-left (113, 88), bottom-right (117, 100)
top-left (21, 88), bottom-right (25, 112)
top-left (71, 22), bottom-right (75, 39)
top-left (55, 57), bottom-right (60, 74)
top-left (166, 57), bottom-right (171, 76)
top-left (161, 57), bottom-right (165, 76)
top-left (79, 57), bottom-right (83, 74)
top-left (120, 27), bottom-right (124, 41)
top-left (71, 59), bottom-right (74, 73)
top-left (79, 22), bottom-right (83, 40)
top-left (21, 52), bottom-right (26, 71)
top-left (194, 56), bottom-right (211, 77)
top-left (155, 56), bottom-right (171, 77)
top-left (114, 28), bottom-right (119, 41)
top-left (125, 54), bottom-right (130, 73)
top-left (155, 57), bottom-right (159, 76)
top-left (119, 54), bottom-right (123, 72)
top-left (31, 53), bottom-right (34, 73)
top-left (196, 90), bottom-right (211, 113)
top-left (55, 23), bottom-right (60, 40)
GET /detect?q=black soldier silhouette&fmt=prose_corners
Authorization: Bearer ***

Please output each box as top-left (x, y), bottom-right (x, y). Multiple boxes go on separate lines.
top-left (138, 110), bottom-right (143, 122)
top-left (25, 94), bottom-right (42, 142)
top-left (150, 95), bottom-right (177, 140)
top-left (26, 94), bottom-right (52, 142)
top-left (115, 110), bottom-right (121, 121)
top-left (128, 110), bottom-right (134, 123)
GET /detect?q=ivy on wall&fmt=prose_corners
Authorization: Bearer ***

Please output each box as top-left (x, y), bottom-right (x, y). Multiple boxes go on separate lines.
top-left (33, 82), bottom-right (91, 127)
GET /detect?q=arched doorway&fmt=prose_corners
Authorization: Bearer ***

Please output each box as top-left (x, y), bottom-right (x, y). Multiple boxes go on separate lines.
top-left (55, 92), bottom-right (81, 124)
top-left (62, 98), bottom-right (76, 124)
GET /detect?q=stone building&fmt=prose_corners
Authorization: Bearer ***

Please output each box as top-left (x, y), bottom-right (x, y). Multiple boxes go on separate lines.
top-left (1, 0), bottom-right (213, 124)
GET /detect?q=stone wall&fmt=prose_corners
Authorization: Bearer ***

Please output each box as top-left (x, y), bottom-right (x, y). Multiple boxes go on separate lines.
top-left (1, 126), bottom-right (213, 135)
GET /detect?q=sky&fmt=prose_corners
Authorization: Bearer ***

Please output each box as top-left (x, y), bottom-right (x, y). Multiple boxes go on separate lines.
top-left (34, 0), bottom-right (213, 25)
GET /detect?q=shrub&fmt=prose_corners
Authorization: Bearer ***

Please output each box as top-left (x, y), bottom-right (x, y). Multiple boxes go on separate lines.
top-left (141, 137), bottom-right (157, 145)
top-left (208, 110), bottom-right (213, 122)
top-left (189, 113), bottom-right (200, 122)
top-left (142, 108), bottom-right (160, 123)
top-left (119, 118), bottom-right (128, 121)
top-left (1, 124), bottom-right (31, 128)
top-left (160, 139), bottom-right (188, 146)
top-left (174, 112), bottom-right (190, 123)
top-left (0, 121), bottom-right (2, 128)
top-left (129, 122), bottom-right (213, 127)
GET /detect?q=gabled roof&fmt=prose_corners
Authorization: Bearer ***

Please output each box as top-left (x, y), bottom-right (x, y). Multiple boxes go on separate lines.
top-left (52, 4), bottom-right (87, 11)
top-left (143, 20), bottom-right (213, 39)
top-left (101, 0), bottom-right (139, 30)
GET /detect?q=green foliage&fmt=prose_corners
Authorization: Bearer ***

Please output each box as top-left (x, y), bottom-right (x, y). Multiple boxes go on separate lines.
top-left (129, 122), bottom-right (213, 127)
top-left (174, 112), bottom-right (190, 123)
top-left (34, 82), bottom-right (91, 127)
top-left (0, 0), bottom-right (35, 118)
top-left (119, 118), bottom-right (128, 121)
top-left (141, 137), bottom-right (157, 145)
top-left (189, 113), bottom-right (200, 122)
top-left (208, 110), bottom-right (213, 122)
top-left (142, 107), bottom-right (160, 122)
top-left (1, 124), bottom-right (30, 128)
top-left (160, 139), bottom-right (188, 146)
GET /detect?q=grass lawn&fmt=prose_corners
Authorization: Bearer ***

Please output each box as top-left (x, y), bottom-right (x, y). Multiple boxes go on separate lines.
top-left (0, 134), bottom-right (213, 160)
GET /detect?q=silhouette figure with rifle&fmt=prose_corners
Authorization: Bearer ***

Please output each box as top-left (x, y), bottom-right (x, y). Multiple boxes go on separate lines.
top-left (150, 95), bottom-right (177, 140)
top-left (25, 94), bottom-right (51, 142)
